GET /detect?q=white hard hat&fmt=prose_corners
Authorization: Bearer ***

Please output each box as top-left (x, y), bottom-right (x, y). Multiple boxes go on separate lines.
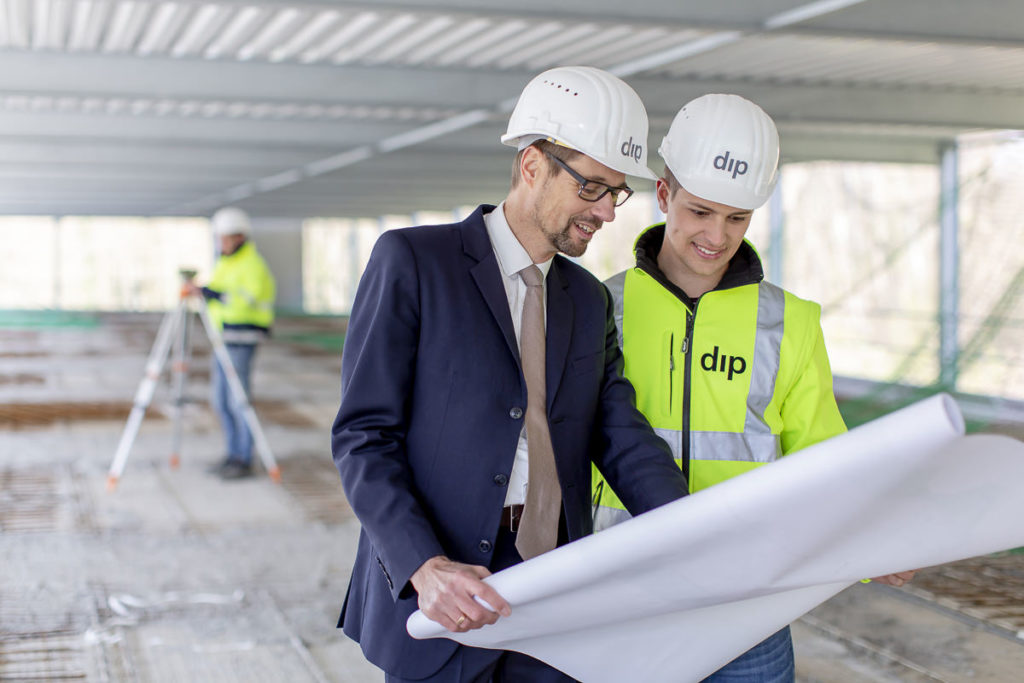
top-left (658, 94), bottom-right (780, 210)
top-left (211, 207), bottom-right (251, 236)
top-left (501, 66), bottom-right (658, 181)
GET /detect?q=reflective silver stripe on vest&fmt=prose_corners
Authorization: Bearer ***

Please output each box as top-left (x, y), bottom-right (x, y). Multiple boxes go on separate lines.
top-left (653, 428), bottom-right (781, 464)
top-left (654, 426), bottom-right (683, 460)
top-left (605, 270), bottom-right (627, 348)
top-left (221, 328), bottom-right (267, 345)
top-left (232, 288), bottom-right (273, 311)
top-left (746, 281), bottom-right (785, 436)
top-left (691, 430), bottom-right (781, 463)
top-left (593, 505), bottom-right (632, 532)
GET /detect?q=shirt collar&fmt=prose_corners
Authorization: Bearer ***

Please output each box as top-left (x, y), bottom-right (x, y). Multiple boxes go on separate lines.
top-left (484, 202), bottom-right (553, 281)
top-left (635, 223), bottom-right (764, 307)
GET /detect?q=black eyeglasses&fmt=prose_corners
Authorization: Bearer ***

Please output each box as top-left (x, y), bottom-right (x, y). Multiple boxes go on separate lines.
top-left (543, 151), bottom-right (634, 207)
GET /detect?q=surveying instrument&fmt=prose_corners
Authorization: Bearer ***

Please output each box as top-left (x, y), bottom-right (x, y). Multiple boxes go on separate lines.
top-left (106, 268), bottom-right (281, 491)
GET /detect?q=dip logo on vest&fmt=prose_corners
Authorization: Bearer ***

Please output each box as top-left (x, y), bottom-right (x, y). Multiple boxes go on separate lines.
top-left (713, 151), bottom-right (748, 180)
top-left (621, 137), bottom-right (643, 161)
top-left (701, 346), bottom-right (747, 380)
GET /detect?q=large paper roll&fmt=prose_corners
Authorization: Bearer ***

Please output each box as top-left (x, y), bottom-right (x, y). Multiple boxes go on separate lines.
top-left (408, 394), bottom-right (1024, 682)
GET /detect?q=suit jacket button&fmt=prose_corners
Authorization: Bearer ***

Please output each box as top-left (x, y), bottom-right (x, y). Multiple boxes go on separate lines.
top-left (509, 407), bottom-right (523, 419)
top-left (479, 540), bottom-right (493, 553)
top-left (493, 473), bottom-right (508, 486)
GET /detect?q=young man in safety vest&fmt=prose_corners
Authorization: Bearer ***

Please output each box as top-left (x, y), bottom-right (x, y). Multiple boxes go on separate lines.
top-left (187, 207), bottom-right (276, 480)
top-left (591, 94), bottom-right (914, 681)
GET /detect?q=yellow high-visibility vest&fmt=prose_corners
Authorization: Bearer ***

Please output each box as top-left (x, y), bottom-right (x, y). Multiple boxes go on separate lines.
top-left (206, 241), bottom-right (276, 340)
top-left (592, 224), bottom-right (846, 530)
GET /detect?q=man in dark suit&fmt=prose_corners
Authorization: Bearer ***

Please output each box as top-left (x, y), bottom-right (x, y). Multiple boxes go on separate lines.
top-left (332, 66), bottom-right (689, 683)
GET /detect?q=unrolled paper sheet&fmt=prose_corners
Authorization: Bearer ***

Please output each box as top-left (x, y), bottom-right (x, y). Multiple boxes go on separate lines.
top-left (408, 394), bottom-right (1024, 682)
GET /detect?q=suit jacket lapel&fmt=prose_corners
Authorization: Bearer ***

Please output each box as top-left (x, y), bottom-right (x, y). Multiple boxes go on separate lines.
top-left (463, 207), bottom-right (520, 364)
top-left (462, 207), bottom-right (573, 400)
top-left (545, 257), bottom-right (572, 410)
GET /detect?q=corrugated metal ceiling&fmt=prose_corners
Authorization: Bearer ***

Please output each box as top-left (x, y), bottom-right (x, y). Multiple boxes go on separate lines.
top-left (0, 0), bottom-right (1021, 217)
top-left (0, 2), bottom-right (714, 68)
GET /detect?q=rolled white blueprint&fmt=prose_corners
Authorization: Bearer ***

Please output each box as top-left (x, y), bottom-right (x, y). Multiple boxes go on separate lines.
top-left (409, 394), bottom-right (1024, 682)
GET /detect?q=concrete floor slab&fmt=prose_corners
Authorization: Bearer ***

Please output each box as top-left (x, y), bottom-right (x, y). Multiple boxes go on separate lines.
top-left (3, 313), bottom-right (1024, 682)
top-left (799, 583), bottom-right (1024, 681)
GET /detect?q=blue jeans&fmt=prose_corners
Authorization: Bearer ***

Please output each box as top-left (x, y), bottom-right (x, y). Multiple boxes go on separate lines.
top-left (703, 626), bottom-right (794, 682)
top-left (211, 343), bottom-right (256, 464)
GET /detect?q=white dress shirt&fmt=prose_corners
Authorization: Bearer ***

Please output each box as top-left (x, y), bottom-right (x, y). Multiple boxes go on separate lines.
top-left (483, 202), bottom-right (553, 506)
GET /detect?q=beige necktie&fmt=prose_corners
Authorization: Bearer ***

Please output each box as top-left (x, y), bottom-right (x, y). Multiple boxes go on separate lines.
top-left (515, 264), bottom-right (562, 560)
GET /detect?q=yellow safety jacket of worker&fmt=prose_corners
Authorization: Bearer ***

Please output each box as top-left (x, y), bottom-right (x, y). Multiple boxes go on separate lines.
top-left (204, 240), bottom-right (276, 345)
top-left (592, 224), bottom-right (847, 531)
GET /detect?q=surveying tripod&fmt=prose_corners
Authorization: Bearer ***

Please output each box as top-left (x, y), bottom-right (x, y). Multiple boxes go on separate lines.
top-left (106, 270), bottom-right (281, 491)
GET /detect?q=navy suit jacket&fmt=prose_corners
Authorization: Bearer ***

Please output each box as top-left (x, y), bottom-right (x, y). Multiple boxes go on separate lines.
top-left (332, 205), bottom-right (688, 679)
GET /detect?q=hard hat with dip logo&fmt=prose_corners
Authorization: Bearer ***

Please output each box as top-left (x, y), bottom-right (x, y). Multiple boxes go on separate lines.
top-left (501, 66), bottom-right (658, 181)
top-left (658, 94), bottom-right (780, 210)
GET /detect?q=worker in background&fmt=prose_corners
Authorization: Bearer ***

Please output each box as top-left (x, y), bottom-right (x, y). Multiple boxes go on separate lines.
top-left (332, 66), bottom-right (688, 683)
top-left (591, 94), bottom-right (915, 681)
top-left (187, 207), bottom-right (276, 480)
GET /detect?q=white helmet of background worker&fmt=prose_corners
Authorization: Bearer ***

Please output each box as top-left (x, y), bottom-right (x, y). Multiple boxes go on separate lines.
top-left (501, 65), bottom-right (658, 181)
top-left (211, 207), bottom-right (252, 236)
top-left (658, 94), bottom-right (780, 210)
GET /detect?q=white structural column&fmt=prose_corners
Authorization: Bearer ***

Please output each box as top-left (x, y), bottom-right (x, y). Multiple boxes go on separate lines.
top-left (767, 171), bottom-right (784, 286)
top-left (938, 142), bottom-right (959, 389)
top-left (52, 217), bottom-right (62, 309)
top-left (348, 219), bottom-right (362, 311)
top-left (251, 218), bottom-right (304, 312)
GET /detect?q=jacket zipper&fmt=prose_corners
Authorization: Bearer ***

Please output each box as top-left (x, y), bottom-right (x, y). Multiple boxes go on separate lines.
top-left (668, 333), bottom-right (675, 414)
top-left (681, 302), bottom-right (696, 487)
